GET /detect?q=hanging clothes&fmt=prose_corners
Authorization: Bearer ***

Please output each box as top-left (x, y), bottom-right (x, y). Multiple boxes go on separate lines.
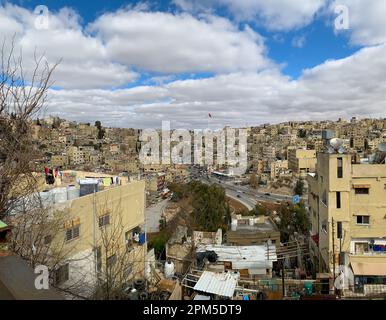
top-left (103, 177), bottom-right (111, 186)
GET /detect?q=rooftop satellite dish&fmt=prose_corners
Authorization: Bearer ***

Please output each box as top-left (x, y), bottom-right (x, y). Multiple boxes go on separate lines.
top-left (379, 142), bottom-right (386, 152)
top-left (338, 146), bottom-right (345, 154)
top-left (330, 138), bottom-right (343, 150)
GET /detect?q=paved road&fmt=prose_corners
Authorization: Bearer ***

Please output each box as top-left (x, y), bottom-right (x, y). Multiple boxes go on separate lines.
top-left (145, 199), bottom-right (169, 233)
top-left (194, 170), bottom-right (307, 209)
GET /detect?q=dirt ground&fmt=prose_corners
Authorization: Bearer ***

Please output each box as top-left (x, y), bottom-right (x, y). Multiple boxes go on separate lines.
top-left (227, 197), bottom-right (249, 214)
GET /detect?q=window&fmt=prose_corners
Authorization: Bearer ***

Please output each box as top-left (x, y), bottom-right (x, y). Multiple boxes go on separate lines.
top-left (107, 254), bottom-right (117, 270)
top-left (356, 215), bottom-right (370, 225)
top-left (98, 214), bottom-right (110, 228)
top-left (355, 243), bottom-right (369, 254)
top-left (355, 188), bottom-right (369, 195)
top-left (337, 157), bottom-right (343, 178)
top-left (66, 226), bottom-right (80, 241)
top-left (336, 192), bottom-right (341, 209)
top-left (55, 264), bottom-right (69, 285)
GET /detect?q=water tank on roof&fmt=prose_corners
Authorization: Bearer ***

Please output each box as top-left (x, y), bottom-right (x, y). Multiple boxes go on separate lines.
top-left (39, 190), bottom-right (54, 207)
top-left (79, 179), bottom-right (99, 197)
top-left (53, 188), bottom-right (68, 204)
top-left (231, 219), bottom-right (238, 231)
top-left (164, 261), bottom-right (175, 279)
top-left (67, 185), bottom-right (80, 200)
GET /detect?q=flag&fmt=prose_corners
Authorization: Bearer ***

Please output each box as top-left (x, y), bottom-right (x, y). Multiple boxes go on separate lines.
top-left (208, 113), bottom-right (212, 118)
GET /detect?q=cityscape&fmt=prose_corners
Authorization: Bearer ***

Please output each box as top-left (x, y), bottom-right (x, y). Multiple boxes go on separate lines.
top-left (0, 0), bottom-right (386, 310)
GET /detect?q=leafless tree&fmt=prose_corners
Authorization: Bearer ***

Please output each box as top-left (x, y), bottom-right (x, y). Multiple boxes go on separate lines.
top-left (0, 36), bottom-right (59, 220)
top-left (92, 197), bottom-right (146, 300)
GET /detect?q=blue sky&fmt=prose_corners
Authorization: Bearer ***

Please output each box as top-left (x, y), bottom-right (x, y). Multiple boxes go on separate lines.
top-left (10, 0), bottom-right (361, 79)
top-left (1, 0), bottom-right (385, 128)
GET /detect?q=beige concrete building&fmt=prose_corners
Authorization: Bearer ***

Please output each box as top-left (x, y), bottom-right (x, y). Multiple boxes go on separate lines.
top-left (50, 154), bottom-right (69, 168)
top-left (47, 179), bottom-right (146, 297)
top-left (307, 152), bottom-right (386, 294)
top-left (270, 160), bottom-right (289, 179)
top-left (227, 215), bottom-right (280, 247)
top-left (288, 149), bottom-right (316, 175)
top-left (67, 146), bottom-right (85, 166)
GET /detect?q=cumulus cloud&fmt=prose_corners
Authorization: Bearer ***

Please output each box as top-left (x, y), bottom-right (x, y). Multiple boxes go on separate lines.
top-left (1, 4), bottom-right (271, 88)
top-left (173, 0), bottom-right (327, 30)
top-left (0, 4), bottom-right (137, 89)
top-left (1, 3), bottom-right (385, 129)
top-left (89, 10), bottom-right (270, 73)
top-left (330, 0), bottom-right (386, 46)
top-left (44, 44), bottom-right (386, 128)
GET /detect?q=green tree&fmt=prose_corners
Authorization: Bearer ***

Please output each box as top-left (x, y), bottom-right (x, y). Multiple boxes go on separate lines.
top-left (95, 120), bottom-right (105, 139)
top-left (294, 179), bottom-right (305, 196)
top-left (277, 202), bottom-right (309, 242)
top-left (298, 129), bottom-right (307, 138)
top-left (253, 203), bottom-right (268, 216)
top-left (190, 181), bottom-right (227, 232)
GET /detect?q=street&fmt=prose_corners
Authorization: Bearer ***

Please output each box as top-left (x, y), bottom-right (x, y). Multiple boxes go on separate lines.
top-left (145, 198), bottom-right (169, 233)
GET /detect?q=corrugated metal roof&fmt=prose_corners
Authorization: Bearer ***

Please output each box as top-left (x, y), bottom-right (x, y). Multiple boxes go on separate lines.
top-left (194, 271), bottom-right (238, 298)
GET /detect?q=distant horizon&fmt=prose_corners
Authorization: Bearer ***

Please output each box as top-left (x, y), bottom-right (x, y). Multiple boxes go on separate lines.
top-left (35, 114), bottom-right (386, 130)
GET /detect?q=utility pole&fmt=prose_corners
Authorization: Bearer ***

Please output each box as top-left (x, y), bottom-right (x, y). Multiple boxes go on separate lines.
top-left (332, 217), bottom-right (336, 294)
top-left (93, 183), bottom-right (98, 280)
top-left (281, 260), bottom-right (285, 298)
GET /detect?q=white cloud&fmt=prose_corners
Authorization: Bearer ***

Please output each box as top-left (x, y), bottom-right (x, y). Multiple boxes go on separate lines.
top-left (0, 4), bottom-right (137, 89)
top-left (330, 0), bottom-right (386, 46)
top-left (89, 10), bottom-right (270, 73)
top-left (173, 0), bottom-right (327, 30)
top-left (1, 4), bottom-right (271, 88)
top-left (1, 3), bottom-right (385, 128)
top-left (44, 44), bottom-right (386, 128)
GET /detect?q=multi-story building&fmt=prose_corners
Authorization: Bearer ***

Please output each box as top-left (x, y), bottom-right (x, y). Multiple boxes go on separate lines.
top-left (307, 152), bottom-right (386, 294)
top-left (50, 154), bottom-right (69, 168)
top-left (67, 146), bottom-right (85, 166)
top-left (288, 149), bottom-right (316, 175)
top-left (270, 160), bottom-right (289, 179)
top-left (39, 178), bottom-right (146, 298)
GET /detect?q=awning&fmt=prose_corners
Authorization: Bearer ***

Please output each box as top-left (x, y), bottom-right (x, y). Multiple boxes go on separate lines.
top-left (352, 184), bottom-right (371, 189)
top-left (351, 262), bottom-right (386, 276)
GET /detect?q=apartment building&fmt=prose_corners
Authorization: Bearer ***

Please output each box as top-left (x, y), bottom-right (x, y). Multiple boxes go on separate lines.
top-left (20, 176), bottom-right (146, 298)
top-left (351, 136), bottom-right (366, 151)
top-left (307, 152), bottom-right (386, 293)
top-left (67, 146), bottom-right (85, 166)
top-left (262, 146), bottom-right (276, 163)
top-left (270, 160), bottom-right (289, 179)
top-left (288, 149), bottom-right (317, 175)
top-left (50, 154), bottom-right (69, 168)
